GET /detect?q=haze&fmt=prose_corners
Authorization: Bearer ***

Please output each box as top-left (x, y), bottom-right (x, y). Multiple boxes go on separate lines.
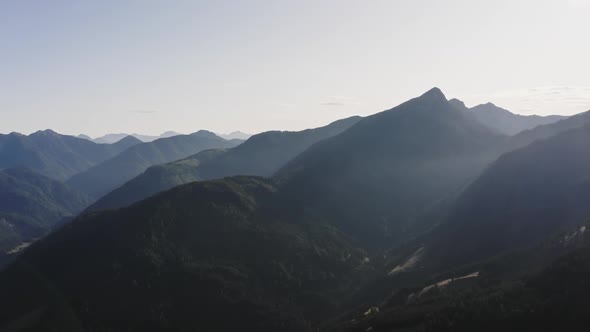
top-left (1, 0), bottom-right (589, 137)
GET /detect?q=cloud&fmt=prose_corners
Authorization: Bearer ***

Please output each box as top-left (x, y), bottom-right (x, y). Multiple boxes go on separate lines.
top-left (320, 96), bottom-right (361, 107)
top-left (130, 109), bottom-right (158, 114)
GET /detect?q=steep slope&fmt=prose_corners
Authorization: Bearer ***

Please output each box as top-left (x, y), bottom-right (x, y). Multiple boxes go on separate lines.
top-left (0, 167), bottom-right (91, 253)
top-left (507, 108), bottom-right (590, 150)
top-left (0, 130), bottom-right (141, 180)
top-left (66, 131), bottom-right (241, 199)
top-left (424, 124), bottom-right (590, 269)
top-left (89, 116), bottom-right (361, 211)
top-left (275, 88), bottom-right (505, 250)
top-left (425, 244), bottom-right (590, 331)
top-left (330, 225), bottom-right (590, 332)
top-left (0, 177), bottom-right (370, 331)
top-left (469, 102), bottom-right (565, 135)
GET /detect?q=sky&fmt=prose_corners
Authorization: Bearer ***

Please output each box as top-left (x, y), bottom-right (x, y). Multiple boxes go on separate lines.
top-left (1, 0), bottom-right (590, 137)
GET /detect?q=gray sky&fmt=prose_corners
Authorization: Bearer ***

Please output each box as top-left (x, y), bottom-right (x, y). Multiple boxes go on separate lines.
top-left (1, 0), bottom-right (589, 137)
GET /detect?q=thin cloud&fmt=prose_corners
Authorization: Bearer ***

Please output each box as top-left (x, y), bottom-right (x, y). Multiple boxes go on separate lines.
top-left (320, 96), bottom-right (361, 107)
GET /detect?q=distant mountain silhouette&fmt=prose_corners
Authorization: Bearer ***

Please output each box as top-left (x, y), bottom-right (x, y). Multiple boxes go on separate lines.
top-left (461, 101), bottom-right (566, 135)
top-left (66, 131), bottom-right (241, 199)
top-left (0, 130), bottom-right (141, 180)
top-left (0, 167), bottom-right (90, 254)
top-left (89, 116), bottom-right (361, 211)
top-left (92, 131), bottom-right (184, 144)
top-left (92, 133), bottom-right (133, 144)
top-left (218, 131), bottom-right (252, 140)
top-left (507, 109), bottom-right (590, 150)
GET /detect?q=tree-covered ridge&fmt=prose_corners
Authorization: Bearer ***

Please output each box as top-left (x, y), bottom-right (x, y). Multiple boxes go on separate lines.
top-left (0, 176), bottom-right (372, 331)
top-left (0, 167), bottom-right (91, 253)
top-left (0, 130), bottom-right (141, 180)
top-left (66, 131), bottom-right (241, 199)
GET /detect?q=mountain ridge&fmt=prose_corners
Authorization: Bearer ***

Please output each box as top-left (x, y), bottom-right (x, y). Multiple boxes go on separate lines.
top-left (66, 132), bottom-right (242, 199)
top-left (88, 116), bottom-right (361, 211)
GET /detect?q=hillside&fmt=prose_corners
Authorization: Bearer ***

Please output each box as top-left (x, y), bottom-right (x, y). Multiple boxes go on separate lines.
top-left (0, 177), bottom-right (371, 331)
top-left (66, 131), bottom-right (241, 199)
top-left (469, 102), bottom-right (565, 135)
top-left (328, 223), bottom-right (590, 332)
top-left (507, 109), bottom-right (590, 150)
top-left (416, 124), bottom-right (590, 271)
top-left (0, 130), bottom-right (141, 180)
top-left (0, 167), bottom-right (91, 254)
top-left (89, 116), bottom-right (361, 211)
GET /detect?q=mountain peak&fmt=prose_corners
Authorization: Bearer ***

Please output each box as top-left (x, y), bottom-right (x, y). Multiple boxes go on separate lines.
top-left (160, 131), bottom-right (181, 137)
top-left (114, 135), bottom-right (142, 145)
top-left (189, 130), bottom-right (221, 140)
top-left (472, 102), bottom-right (512, 115)
top-left (419, 87), bottom-right (447, 101)
top-left (449, 98), bottom-right (467, 110)
top-left (31, 129), bottom-right (59, 137)
top-left (78, 134), bottom-right (92, 140)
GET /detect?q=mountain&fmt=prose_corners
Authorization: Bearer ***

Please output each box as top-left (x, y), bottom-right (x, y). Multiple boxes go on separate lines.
top-left (89, 116), bottom-right (361, 211)
top-left (66, 131), bottom-right (242, 199)
top-left (0, 177), bottom-right (371, 331)
top-left (507, 109), bottom-right (590, 150)
top-left (2, 88), bottom-right (587, 331)
top-left (92, 133), bottom-right (131, 144)
top-left (415, 124), bottom-right (590, 270)
top-left (93, 131), bottom-right (184, 144)
top-left (160, 131), bottom-right (183, 138)
top-left (467, 101), bottom-right (565, 135)
top-left (76, 134), bottom-right (92, 140)
top-left (329, 224), bottom-right (590, 332)
top-left (0, 167), bottom-right (91, 255)
top-left (0, 130), bottom-right (141, 180)
top-left (218, 131), bottom-right (252, 140)
top-left (274, 88), bottom-right (505, 250)
top-left (424, 244), bottom-right (590, 331)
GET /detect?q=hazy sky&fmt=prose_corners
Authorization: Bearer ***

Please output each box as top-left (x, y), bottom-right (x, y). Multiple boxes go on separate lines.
top-left (1, 0), bottom-right (589, 137)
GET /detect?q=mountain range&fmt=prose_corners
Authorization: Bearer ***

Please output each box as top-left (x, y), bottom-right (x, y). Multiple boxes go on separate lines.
top-left (66, 131), bottom-right (242, 199)
top-left (0, 130), bottom-right (141, 180)
top-left (83, 131), bottom-right (253, 144)
top-left (88, 116), bottom-right (361, 211)
top-left (1, 88), bottom-right (589, 331)
top-left (467, 101), bottom-right (566, 135)
top-left (218, 131), bottom-right (252, 140)
top-left (86, 131), bottom-right (183, 144)
top-left (0, 167), bottom-right (90, 257)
